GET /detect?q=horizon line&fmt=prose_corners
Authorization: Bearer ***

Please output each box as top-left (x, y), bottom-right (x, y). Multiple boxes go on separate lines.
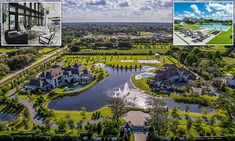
top-left (62, 21), bottom-right (172, 23)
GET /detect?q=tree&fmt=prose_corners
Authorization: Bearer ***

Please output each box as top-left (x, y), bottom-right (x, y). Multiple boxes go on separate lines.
top-left (0, 63), bottom-right (10, 78)
top-left (146, 97), bottom-right (168, 137)
top-left (65, 114), bottom-right (75, 129)
top-left (80, 107), bottom-right (87, 119)
top-left (107, 97), bottom-right (126, 118)
top-left (169, 118), bottom-right (179, 139)
top-left (23, 118), bottom-right (30, 130)
top-left (171, 106), bottom-right (180, 119)
top-left (97, 122), bottom-right (102, 135)
top-left (0, 122), bottom-right (7, 131)
top-left (185, 54), bottom-right (197, 66)
top-left (57, 118), bottom-right (68, 133)
top-left (216, 91), bottom-right (235, 119)
top-left (215, 51), bottom-right (221, 59)
top-left (186, 117), bottom-right (193, 133)
top-left (185, 104), bottom-right (189, 113)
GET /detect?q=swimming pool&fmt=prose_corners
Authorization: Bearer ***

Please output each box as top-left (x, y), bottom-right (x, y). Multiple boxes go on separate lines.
top-left (197, 24), bottom-right (230, 31)
top-left (142, 73), bottom-right (155, 78)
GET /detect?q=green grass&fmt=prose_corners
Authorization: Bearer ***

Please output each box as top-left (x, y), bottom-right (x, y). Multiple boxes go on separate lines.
top-left (54, 79), bottom-right (98, 95)
top-left (80, 48), bottom-right (170, 55)
top-left (207, 27), bottom-right (233, 44)
top-left (129, 133), bottom-right (135, 141)
top-left (139, 31), bottom-right (154, 36)
top-left (201, 46), bottom-right (228, 53)
top-left (0, 48), bottom-right (17, 54)
top-left (175, 24), bottom-right (202, 30)
top-left (223, 57), bottom-right (235, 65)
top-left (63, 55), bottom-right (179, 69)
top-left (39, 48), bottom-right (57, 54)
top-left (131, 75), bottom-right (152, 93)
top-left (53, 106), bottom-right (112, 122)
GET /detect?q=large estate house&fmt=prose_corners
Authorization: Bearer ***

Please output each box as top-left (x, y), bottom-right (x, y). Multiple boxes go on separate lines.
top-left (149, 64), bottom-right (196, 90)
top-left (26, 62), bottom-right (93, 91)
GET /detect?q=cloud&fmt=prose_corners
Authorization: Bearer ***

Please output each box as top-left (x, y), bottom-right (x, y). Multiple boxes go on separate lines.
top-left (191, 4), bottom-right (201, 15)
top-left (207, 2), bottom-right (233, 14)
top-left (140, 6), bottom-right (152, 10)
top-left (88, 0), bottom-right (107, 6)
top-left (53, 0), bottom-right (173, 22)
top-left (119, 1), bottom-right (129, 7)
top-left (184, 11), bottom-right (195, 18)
top-left (205, 4), bottom-right (212, 12)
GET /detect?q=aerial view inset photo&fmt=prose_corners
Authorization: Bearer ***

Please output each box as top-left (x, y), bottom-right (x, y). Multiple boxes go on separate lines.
top-left (1, 2), bottom-right (61, 46)
top-left (173, 1), bottom-right (233, 45)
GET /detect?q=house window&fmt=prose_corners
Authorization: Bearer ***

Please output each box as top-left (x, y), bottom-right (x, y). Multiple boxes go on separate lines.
top-left (18, 8), bottom-right (24, 14)
top-left (9, 6), bottom-right (16, 12)
top-left (9, 14), bottom-right (16, 30)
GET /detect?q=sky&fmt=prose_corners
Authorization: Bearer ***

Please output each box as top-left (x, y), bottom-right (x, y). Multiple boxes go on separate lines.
top-left (59, 0), bottom-right (173, 22)
top-left (0, 0), bottom-right (234, 22)
top-left (174, 1), bottom-right (233, 21)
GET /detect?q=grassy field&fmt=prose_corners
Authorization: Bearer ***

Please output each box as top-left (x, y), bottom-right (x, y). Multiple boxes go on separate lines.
top-left (0, 48), bottom-right (17, 54)
top-left (201, 46), bottom-right (227, 53)
top-left (131, 75), bottom-right (152, 93)
top-left (39, 47), bottom-right (57, 54)
top-left (223, 57), bottom-right (235, 65)
top-left (53, 106), bottom-right (112, 122)
top-left (207, 27), bottom-right (233, 45)
top-left (63, 55), bottom-right (179, 69)
top-left (54, 79), bottom-right (98, 95)
top-left (80, 48), bottom-right (170, 55)
top-left (175, 24), bottom-right (202, 30)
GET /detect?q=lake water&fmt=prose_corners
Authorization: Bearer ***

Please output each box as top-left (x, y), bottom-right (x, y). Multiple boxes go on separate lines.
top-left (0, 113), bottom-right (18, 121)
top-left (48, 67), bottom-right (213, 113)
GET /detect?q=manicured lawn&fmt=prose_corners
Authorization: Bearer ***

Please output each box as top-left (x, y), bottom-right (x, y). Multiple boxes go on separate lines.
top-left (54, 80), bottom-right (98, 95)
top-left (63, 55), bottom-right (179, 69)
top-left (0, 48), bottom-right (17, 54)
top-left (39, 48), bottom-right (57, 54)
top-left (201, 46), bottom-right (227, 53)
top-left (139, 31), bottom-right (154, 36)
top-left (53, 106), bottom-right (112, 122)
top-left (175, 24), bottom-right (202, 30)
top-left (207, 27), bottom-right (233, 44)
top-left (223, 57), bottom-right (235, 65)
top-left (80, 44), bottom-right (171, 55)
top-left (80, 48), bottom-right (170, 55)
top-left (131, 75), bottom-right (152, 93)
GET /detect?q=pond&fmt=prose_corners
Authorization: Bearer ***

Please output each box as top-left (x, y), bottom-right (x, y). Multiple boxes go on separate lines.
top-left (48, 66), bottom-right (214, 113)
top-left (0, 113), bottom-right (18, 122)
top-left (164, 98), bottom-right (214, 113)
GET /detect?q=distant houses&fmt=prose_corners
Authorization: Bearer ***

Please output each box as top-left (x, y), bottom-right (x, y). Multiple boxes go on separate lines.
top-left (26, 62), bottom-right (93, 91)
top-left (224, 73), bottom-right (235, 87)
top-left (149, 64), bottom-right (196, 90)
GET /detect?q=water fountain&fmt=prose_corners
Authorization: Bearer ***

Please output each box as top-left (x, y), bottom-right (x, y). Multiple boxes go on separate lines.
top-left (114, 82), bottom-right (150, 108)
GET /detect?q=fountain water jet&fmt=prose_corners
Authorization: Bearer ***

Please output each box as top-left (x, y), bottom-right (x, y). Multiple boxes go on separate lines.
top-left (114, 82), bottom-right (151, 108)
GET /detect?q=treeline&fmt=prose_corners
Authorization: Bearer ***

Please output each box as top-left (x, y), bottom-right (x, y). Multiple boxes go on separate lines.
top-left (169, 47), bottom-right (224, 80)
top-left (170, 94), bottom-right (215, 107)
top-left (0, 96), bottom-right (24, 110)
top-left (0, 55), bottom-right (63, 96)
top-left (0, 133), bottom-right (77, 141)
top-left (0, 48), bottom-right (39, 79)
top-left (65, 51), bottom-right (156, 56)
